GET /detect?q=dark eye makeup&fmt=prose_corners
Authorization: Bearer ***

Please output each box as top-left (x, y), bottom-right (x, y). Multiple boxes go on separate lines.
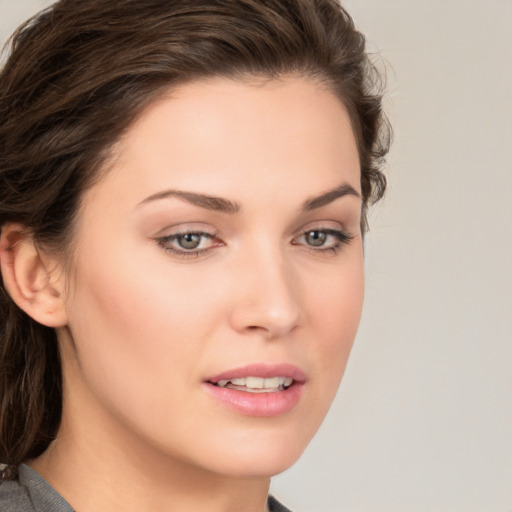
top-left (292, 228), bottom-right (354, 255)
top-left (156, 230), bottom-right (221, 258)
top-left (156, 226), bottom-right (353, 259)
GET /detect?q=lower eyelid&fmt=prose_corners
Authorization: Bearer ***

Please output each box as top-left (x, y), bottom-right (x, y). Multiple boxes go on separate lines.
top-left (156, 240), bottom-right (214, 259)
top-left (162, 231), bottom-right (215, 241)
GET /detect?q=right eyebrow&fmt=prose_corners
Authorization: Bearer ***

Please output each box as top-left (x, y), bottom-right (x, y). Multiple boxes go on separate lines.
top-left (136, 189), bottom-right (241, 214)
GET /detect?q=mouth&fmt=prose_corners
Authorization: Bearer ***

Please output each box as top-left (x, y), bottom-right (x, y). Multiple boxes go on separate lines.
top-left (204, 364), bottom-right (306, 416)
top-left (212, 376), bottom-right (294, 393)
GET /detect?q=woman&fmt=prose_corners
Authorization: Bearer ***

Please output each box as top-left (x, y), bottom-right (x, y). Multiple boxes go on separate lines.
top-left (0, 1), bottom-right (389, 510)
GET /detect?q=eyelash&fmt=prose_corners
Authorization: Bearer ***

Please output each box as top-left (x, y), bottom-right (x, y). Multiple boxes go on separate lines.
top-left (292, 228), bottom-right (354, 255)
top-left (156, 230), bottom-right (221, 259)
top-left (156, 227), bottom-right (353, 259)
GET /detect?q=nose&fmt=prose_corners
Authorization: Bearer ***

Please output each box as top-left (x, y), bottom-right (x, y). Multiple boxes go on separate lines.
top-left (229, 248), bottom-right (301, 340)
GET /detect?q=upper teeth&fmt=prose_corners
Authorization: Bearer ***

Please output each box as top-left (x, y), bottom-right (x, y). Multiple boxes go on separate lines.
top-left (217, 376), bottom-right (293, 389)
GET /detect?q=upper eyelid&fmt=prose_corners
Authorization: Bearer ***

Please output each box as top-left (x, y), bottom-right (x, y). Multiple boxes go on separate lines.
top-left (157, 223), bottom-right (348, 238)
top-left (165, 229), bottom-right (215, 237)
top-left (294, 228), bottom-right (352, 242)
top-left (155, 223), bottom-right (217, 237)
top-left (160, 225), bottom-right (344, 236)
top-left (292, 221), bottom-right (346, 237)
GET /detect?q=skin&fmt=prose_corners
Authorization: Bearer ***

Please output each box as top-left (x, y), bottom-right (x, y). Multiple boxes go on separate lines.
top-left (26, 76), bottom-right (364, 512)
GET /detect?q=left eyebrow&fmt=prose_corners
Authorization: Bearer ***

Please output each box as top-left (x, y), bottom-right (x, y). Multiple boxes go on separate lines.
top-left (301, 183), bottom-right (361, 212)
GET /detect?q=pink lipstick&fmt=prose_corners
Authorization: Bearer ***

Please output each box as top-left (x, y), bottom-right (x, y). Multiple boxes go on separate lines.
top-left (204, 364), bottom-right (306, 417)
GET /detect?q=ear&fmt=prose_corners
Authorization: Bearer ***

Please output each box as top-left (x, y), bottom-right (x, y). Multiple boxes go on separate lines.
top-left (0, 223), bottom-right (68, 328)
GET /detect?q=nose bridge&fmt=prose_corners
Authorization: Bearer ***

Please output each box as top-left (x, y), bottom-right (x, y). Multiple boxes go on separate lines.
top-left (230, 238), bottom-right (300, 338)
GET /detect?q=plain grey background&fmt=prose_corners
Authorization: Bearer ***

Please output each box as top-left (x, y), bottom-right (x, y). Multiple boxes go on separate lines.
top-left (1, 1), bottom-right (511, 511)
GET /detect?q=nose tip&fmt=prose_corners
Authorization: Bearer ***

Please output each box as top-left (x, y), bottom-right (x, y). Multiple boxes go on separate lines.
top-left (229, 262), bottom-right (300, 340)
top-left (245, 304), bottom-right (300, 340)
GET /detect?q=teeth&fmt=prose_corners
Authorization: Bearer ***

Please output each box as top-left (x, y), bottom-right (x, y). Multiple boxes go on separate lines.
top-left (246, 376), bottom-right (264, 389)
top-left (263, 377), bottom-right (281, 389)
top-left (215, 376), bottom-right (294, 390)
top-left (230, 377), bottom-right (251, 387)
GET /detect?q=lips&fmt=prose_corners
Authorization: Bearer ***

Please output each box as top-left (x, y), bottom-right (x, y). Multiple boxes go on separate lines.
top-left (207, 363), bottom-right (307, 384)
top-left (204, 364), bottom-right (306, 417)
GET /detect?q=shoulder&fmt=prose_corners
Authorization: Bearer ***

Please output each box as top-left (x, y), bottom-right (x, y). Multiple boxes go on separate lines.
top-left (268, 495), bottom-right (294, 512)
top-left (1, 465), bottom-right (75, 512)
top-left (0, 476), bottom-right (35, 512)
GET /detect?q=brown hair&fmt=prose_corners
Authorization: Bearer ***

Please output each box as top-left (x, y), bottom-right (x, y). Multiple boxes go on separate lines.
top-left (0, 0), bottom-right (390, 479)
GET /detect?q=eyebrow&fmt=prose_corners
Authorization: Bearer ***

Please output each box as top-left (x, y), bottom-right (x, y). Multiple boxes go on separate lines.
top-left (301, 183), bottom-right (361, 211)
top-left (138, 182), bottom-right (360, 214)
top-left (138, 189), bottom-right (241, 214)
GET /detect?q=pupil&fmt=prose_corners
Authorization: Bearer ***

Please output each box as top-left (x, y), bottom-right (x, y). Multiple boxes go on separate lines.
top-left (178, 233), bottom-right (201, 249)
top-left (306, 230), bottom-right (326, 247)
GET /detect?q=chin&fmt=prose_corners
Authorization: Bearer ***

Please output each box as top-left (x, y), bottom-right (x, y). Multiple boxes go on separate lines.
top-left (212, 451), bottom-right (304, 478)
top-left (194, 427), bottom-right (314, 478)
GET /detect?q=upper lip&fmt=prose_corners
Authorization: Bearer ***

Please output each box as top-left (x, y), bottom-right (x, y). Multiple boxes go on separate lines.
top-left (206, 363), bottom-right (307, 384)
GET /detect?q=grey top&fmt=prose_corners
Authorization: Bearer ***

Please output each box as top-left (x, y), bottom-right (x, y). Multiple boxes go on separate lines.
top-left (0, 465), bottom-right (292, 511)
top-left (0, 465), bottom-right (74, 512)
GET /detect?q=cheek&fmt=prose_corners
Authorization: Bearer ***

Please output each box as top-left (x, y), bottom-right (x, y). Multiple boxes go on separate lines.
top-left (303, 251), bottom-right (365, 399)
top-left (74, 270), bottom-right (193, 343)
top-left (63, 248), bottom-right (220, 414)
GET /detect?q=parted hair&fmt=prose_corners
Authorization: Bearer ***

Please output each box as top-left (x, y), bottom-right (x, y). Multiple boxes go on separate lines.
top-left (0, 0), bottom-right (389, 479)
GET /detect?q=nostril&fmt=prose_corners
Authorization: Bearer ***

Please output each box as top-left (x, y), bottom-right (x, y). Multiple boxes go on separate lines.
top-left (244, 326), bottom-right (281, 342)
top-left (246, 325), bottom-right (271, 337)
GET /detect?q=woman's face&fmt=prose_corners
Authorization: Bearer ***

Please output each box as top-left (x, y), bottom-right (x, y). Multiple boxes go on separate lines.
top-left (57, 76), bottom-right (364, 477)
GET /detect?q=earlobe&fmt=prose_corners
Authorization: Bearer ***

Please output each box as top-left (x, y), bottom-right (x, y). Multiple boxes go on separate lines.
top-left (0, 223), bottom-right (68, 328)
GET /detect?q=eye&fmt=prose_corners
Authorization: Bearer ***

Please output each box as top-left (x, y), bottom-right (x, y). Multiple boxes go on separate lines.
top-left (174, 233), bottom-right (203, 250)
top-left (304, 230), bottom-right (328, 247)
top-left (293, 228), bottom-right (353, 253)
top-left (156, 230), bottom-right (222, 258)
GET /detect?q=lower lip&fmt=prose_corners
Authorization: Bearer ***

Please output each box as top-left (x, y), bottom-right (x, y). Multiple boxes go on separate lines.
top-left (203, 382), bottom-right (304, 417)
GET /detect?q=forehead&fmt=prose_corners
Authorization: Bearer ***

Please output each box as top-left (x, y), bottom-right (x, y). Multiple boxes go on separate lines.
top-left (85, 76), bottom-right (361, 213)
